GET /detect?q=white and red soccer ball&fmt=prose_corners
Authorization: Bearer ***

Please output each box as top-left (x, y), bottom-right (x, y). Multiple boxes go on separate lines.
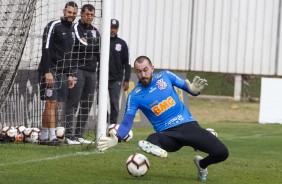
top-left (126, 153), bottom-right (150, 177)
top-left (1, 126), bottom-right (18, 141)
top-left (55, 126), bottom-right (65, 141)
top-left (15, 125), bottom-right (26, 142)
top-left (108, 123), bottom-right (133, 142)
top-left (23, 128), bottom-right (41, 143)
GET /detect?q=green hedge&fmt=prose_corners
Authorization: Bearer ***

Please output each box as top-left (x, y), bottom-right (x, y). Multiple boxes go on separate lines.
top-left (134, 68), bottom-right (281, 99)
top-left (186, 71), bottom-right (264, 98)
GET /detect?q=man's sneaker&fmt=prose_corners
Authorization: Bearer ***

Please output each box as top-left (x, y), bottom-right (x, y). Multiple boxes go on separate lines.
top-left (48, 138), bottom-right (63, 146)
top-left (194, 155), bottom-right (208, 181)
top-left (38, 139), bottom-right (49, 145)
top-left (65, 138), bottom-right (80, 145)
top-left (77, 137), bottom-right (94, 144)
top-left (138, 140), bottom-right (167, 158)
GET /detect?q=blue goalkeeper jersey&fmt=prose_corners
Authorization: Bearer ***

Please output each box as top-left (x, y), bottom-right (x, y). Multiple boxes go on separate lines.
top-left (117, 70), bottom-right (197, 138)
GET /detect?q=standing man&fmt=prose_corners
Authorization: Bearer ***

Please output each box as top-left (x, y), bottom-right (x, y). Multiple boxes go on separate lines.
top-left (37, 1), bottom-right (78, 146)
top-left (108, 19), bottom-right (131, 125)
top-left (65, 4), bottom-right (100, 145)
top-left (98, 56), bottom-right (229, 181)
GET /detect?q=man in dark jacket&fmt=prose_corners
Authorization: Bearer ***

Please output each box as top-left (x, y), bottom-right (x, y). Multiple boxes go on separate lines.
top-left (108, 19), bottom-right (131, 125)
top-left (65, 4), bottom-right (100, 145)
top-left (37, 1), bottom-right (77, 146)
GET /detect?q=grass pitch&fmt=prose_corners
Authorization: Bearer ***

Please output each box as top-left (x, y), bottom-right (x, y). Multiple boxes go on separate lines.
top-left (1, 98), bottom-right (281, 184)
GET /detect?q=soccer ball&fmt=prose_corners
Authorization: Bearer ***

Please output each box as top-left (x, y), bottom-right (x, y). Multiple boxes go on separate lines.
top-left (15, 125), bottom-right (26, 142)
top-left (15, 125), bottom-right (26, 133)
top-left (123, 130), bottom-right (133, 142)
top-left (23, 128), bottom-right (41, 143)
top-left (108, 124), bottom-right (133, 142)
top-left (55, 127), bottom-right (65, 141)
top-left (108, 123), bottom-right (120, 135)
top-left (126, 153), bottom-right (150, 177)
top-left (1, 126), bottom-right (18, 140)
top-left (206, 128), bottom-right (218, 137)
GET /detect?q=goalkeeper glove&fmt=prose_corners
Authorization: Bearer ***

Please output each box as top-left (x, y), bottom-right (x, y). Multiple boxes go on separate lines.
top-left (97, 132), bottom-right (118, 151)
top-left (186, 76), bottom-right (208, 95)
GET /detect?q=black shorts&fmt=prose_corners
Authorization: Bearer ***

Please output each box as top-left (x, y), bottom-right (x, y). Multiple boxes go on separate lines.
top-left (146, 122), bottom-right (227, 154)
top-left (38, 72), bottom-right (68, 102)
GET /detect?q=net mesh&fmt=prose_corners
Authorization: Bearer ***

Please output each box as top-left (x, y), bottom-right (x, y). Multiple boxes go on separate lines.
top-left (0, 0), bottom-right (37, 111)
top-left (0, 0), bottom-right (102, 144)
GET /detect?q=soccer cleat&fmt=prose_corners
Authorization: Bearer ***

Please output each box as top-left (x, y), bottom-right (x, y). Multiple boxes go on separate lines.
top-left (48, 138), bottom-right (63, 146)
top-left (77, 137), bottom-right (94, 144)
top-left (194, 155), bottom-right (208, 181)
top-left (65, 138), bottom-right (81, 145)
top-left (38, 139), bottom-right (49, 145)
top-left (138, 140), bottom-right (167, 158)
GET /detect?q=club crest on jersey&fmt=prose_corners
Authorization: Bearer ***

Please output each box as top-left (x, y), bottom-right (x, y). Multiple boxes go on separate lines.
top-left (91, 30), bottom-right (99, 42)
top-left (134, 87), bottom-right (141, 93)
top-left (91, 30), bottom-right (97, 38)
top-left (73, 77), bottom-right (78, 84)
top-left (156, 79), bottom-right (167, 90)
top-left (115, 43), bottom-right (122, 51)
top-left (46, 89), bottom-right (53, 97)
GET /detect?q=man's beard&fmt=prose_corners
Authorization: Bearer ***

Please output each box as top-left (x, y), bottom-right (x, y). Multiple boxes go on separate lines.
top-left (65, 16), bottom-right (75, 22)
top-left (111, 32), bottom-right (117, 37)
top-left (140, 76), bottom-right (152, 87)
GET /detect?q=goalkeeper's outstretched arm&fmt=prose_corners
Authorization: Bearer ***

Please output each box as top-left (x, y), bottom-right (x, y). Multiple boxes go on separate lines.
top-left (185, 76), bottom-right (208, 95)
top-left (97, 114), bottom-right (134, 151)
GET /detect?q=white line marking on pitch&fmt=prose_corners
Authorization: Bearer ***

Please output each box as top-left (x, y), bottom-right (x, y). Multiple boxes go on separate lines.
top-left (0, 151), bottom-right (98, 167)
top-left (222, 132), bottom-right (279, 140)
top-left (0, 148), bottom-right (139, 167)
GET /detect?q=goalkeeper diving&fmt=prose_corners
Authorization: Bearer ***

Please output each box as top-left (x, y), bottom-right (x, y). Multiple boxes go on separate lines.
top-left (97, 56), bottom-right (229, 181)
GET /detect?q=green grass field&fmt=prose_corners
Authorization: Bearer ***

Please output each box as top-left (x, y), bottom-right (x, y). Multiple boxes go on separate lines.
top-left (1, 98), bottom-right (282, 184)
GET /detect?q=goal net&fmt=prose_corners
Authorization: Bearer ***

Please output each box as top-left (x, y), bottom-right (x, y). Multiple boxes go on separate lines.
top-left (0, 0), bottom-right (37, 111)
top-left (0, 0), bottom-right (102, 145)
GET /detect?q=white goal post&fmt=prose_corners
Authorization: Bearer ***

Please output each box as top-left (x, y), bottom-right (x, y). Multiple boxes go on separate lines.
top-left (96, 0), bottom-right (111, 141)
